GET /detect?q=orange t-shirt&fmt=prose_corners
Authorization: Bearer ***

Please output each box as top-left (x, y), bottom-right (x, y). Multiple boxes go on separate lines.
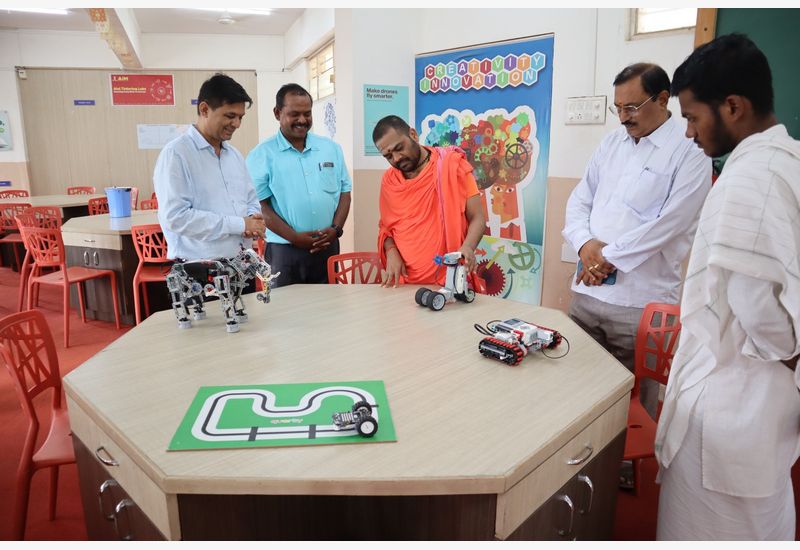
top-left (378, 146), bottom-right (479, 284)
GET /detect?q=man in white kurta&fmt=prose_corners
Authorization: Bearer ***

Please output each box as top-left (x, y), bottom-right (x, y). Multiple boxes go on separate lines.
top-left (562, 63), bottom-right (711, 417)
top-left (655, 33), bottom-right (800, 540)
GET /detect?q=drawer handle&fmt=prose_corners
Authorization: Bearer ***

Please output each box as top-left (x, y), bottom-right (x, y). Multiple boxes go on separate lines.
top-left (577, 473), bottom-right (594, 514)
top-left (95, 446), bottom-right (119, 466)
top-left (113, 498), bottom-right (135, 540)
top-left (93, 250), bottom-right (99, 266)
top-left (98, 479), bottom-right (119, 521)
top-left (83, 251), bottom-right (90, 265)
top-left (566, 444), bottom-right (593, 465)
top-left (83, 239), bottom-right (96, 243)
top-left (555, 493), bottom-right (575, 538)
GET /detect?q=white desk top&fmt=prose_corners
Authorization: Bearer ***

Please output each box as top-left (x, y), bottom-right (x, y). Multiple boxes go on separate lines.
top-left (0, 193), bottom-right (105, 208)
top-left (64, 284), bottom-right (633, 497)
top-left (61, 210), bottom-right (159, 235)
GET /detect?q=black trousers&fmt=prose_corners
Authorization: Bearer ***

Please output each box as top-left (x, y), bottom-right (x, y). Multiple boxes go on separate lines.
top-left (265, 241), bottom-right (340, 288)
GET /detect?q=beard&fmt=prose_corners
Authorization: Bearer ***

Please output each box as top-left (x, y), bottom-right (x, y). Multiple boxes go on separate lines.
top-left (706, 108), bottom-right (739, 158)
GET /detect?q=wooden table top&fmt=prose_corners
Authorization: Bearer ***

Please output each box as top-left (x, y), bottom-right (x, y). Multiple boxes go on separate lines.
top-left (61, 210), bottom-right (159, 236)
top-left (63, 284), bottom-right (633, 496)
top-left (0, 193), bottom-right (105, 207)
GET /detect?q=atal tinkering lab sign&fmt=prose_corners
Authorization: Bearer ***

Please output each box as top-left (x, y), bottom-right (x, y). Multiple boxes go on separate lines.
top-left (418, 52), bottom-right (546, 94)
top-left (0, 110), bottom-right (12, 150)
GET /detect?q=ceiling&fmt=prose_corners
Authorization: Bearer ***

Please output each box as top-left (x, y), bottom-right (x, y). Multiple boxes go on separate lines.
top-left (0, 8), bottom-right (305, 36)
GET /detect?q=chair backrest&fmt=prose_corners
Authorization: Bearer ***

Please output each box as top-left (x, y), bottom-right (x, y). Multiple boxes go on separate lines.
top-left (327, 252), bottom-right (383, 284)
top-left (139, 198), bottom-right (158, 211)
top-left (15, 222), bottom-right (65, 269)
top-left (633, 302), bottom-right (681, 396)
top-left (0, 190), bottom-right (30, 198)
top-left (130, 187), bottom-right (139, 210)
top-left (88, 197), bottom-right (109, 215)
top-left (0, 203), bottom-right (32, 231)
top-left (253, 236), bottom-right (265, 258)
top-left (67, 186), bottom-right (96, 195)
top-left (0, 310), bottom-right (62, 428)
top-left (21, 206), bottom-right (62, 229)
top-left (131, 224), bottom-right (169, 263)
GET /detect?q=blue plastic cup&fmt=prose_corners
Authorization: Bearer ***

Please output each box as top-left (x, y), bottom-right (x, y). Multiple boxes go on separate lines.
top-left (105, 187), bottom-right (132, 218)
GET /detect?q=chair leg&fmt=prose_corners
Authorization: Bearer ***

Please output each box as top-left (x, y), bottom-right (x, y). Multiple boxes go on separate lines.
top-left (77, 282), bottom-right (87, 323)
top-left (143, 282), bottom-right (151, 318)
top-left (12, 463), bottom-right (33, 540)
top-left (633, 458), bottom-right (642, 497)
top-left (109, 272), bottom-right (121, 330)
top-left (63, 284), bottom-right (71, 348)
top-left (48, 465), bottom-right (59, 520)
top-left (17, 252), bottom-right (31, 312)
top-left (27, 277), bottom-right (36, 310)
top-left (133, 278), bottom-right (142, 325)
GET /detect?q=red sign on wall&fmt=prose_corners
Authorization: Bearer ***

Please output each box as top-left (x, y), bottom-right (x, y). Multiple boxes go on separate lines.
top-left (110, 74), bottom-right (174, 106)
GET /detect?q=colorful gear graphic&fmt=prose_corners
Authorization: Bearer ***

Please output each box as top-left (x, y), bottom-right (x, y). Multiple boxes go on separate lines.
top-left (475, 260), bottom-right (506, 296)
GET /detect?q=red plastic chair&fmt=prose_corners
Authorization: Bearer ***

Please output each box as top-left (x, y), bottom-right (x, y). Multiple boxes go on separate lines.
top-left (16, 219), bottom-right (121, 347)
top-left (1, 202), bottom-right (32, 270)
top-left (623, 302), bottom-right (681, 495)
top-left (87, 197), bottom-right (109, 215)
top-left (129, 186), bottom-right (139, 210)
top-left (0, 309), bottom-right (76, 540)
top-left (0, 189), bottom-right (30, 198)
top-left (16, 208), bottom-right (62, 312)
top-left (66, 186), bottom-right (95, 195)
top-left (327, 252), bottom-right (383, 284)
top-left (131, 224), bottom-right (170, 325)
top-left (151, 191), bottom-right (157, 200)
top-left (139, 198), bottom-right (158, 211)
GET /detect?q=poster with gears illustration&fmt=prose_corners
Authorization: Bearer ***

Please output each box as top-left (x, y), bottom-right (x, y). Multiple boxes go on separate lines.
top-left (416, 34), bottom-right (553, 304)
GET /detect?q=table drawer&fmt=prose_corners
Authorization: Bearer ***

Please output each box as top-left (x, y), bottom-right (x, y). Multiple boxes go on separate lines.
top-left (495, 394), bottom-right (629, 539)
top-left (62, 231), bottom-right (122, 251)
top-left (67, 396), bottom-right (180, 540)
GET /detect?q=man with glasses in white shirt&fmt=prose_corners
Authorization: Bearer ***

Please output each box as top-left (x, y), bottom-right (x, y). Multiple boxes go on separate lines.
top-left (562, 63), bottom-right (712, 422)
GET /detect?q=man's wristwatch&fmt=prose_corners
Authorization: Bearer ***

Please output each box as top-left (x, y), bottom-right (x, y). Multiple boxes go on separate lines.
top-left (331, 223), bottom-right (343, 238)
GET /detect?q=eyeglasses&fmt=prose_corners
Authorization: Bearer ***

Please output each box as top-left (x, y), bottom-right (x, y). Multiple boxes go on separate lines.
top-left (609, 94), bottom-right (657, 117)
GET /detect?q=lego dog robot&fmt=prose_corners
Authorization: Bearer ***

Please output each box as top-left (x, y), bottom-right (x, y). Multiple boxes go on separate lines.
top-left (166, 245), bottom-right (280, 333)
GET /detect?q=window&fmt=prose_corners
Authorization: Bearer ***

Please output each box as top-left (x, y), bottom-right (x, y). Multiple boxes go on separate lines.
top-left (308, 42), bottom-right (334, 100)
top-left (633, 8), bottom-right (697, 36)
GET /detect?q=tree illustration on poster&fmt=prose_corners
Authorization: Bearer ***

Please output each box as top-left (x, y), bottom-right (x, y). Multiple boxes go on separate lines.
top-left (415, 34), bottom-right (554, 305)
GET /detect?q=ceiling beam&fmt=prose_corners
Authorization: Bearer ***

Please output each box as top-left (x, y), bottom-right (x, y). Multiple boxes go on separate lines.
top-left (86, 8), bottom-right (143, 69)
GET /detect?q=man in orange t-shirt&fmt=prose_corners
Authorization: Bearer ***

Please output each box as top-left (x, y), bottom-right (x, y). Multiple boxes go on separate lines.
top-left (373, 115), bottom-right (485, 286)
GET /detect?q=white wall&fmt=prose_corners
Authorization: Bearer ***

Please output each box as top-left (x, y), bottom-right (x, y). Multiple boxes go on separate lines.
top-left (0, 32), bottom-right (26, 162)
top-left (284, 7), bottom-right (334, 68)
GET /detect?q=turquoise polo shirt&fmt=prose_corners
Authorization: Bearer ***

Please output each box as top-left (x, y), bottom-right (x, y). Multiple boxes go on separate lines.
top-left (246, 131), bottom-right (352, 245)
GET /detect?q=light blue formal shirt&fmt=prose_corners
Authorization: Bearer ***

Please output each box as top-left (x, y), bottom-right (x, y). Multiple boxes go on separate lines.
top-left (562, 114), bottom-right (712, 307)
top-left (246, 131), bottom-right (352, 245)
top-left (154, 125), bottom-right (260, 260)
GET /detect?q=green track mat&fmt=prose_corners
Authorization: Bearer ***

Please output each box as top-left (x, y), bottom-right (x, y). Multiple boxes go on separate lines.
top-left (169, 380), bottom-right (396, 451)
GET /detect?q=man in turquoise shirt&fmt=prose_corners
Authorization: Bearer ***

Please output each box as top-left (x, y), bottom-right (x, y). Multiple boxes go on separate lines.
top-left (246, 83), bottom-right (352, 287)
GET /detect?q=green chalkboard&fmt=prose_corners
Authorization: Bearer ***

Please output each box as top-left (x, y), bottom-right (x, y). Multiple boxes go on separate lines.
top-left (716, 8), bottom-right (800, 138)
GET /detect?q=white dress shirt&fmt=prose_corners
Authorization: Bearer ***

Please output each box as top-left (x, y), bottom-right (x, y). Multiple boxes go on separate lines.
top-left (562, 114), bottom-right (712, 308)
top-left (655, 124), bottom-right (800, 498)
top-left (154, 125), bottom-right (261, 260)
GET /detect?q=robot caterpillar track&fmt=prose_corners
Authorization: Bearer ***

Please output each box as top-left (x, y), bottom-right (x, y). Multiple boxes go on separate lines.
top-left (478, 337), bottom-right (526, 366)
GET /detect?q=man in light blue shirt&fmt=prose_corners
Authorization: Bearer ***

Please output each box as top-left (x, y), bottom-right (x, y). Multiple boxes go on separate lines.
top-left (246, 83), bottom-right (351, 287)
top-left (154, 73), bottom-right (265, 261)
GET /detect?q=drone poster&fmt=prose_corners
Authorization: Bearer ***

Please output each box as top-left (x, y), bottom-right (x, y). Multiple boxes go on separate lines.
top-left (415, 34), bottom-right (554, 304)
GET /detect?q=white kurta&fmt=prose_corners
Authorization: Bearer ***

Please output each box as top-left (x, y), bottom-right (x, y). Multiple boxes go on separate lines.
top-left (562, 114), bottom-right (712, 307)
top-left (655, 124), bottom-right (800, 540)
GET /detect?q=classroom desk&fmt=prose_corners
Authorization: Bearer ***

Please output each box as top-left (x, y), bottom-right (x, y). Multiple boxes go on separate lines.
top-left (0, 193), bottom-right (105, 222)
top-left (63, 284), bottom-right (634, 540)
top-left (61, 210), bottom-right (163, 326)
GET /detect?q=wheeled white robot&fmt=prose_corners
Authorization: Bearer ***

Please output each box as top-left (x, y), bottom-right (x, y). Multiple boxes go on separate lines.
top-left (478, 318), bottom-right (564, 366)
top-left (166, 245), bottom-right (280, 333)
top-left (414, 251), bottom-right (476, 311)
top-left (332, 400), bottom-right (378, 437)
